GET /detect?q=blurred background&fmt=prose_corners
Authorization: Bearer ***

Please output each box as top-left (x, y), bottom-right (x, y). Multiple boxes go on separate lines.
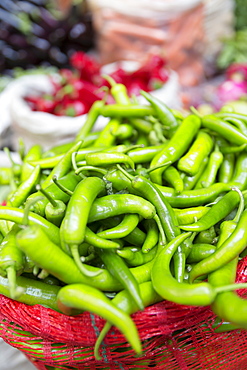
top-left (1, 0), bottom-right (247, 368)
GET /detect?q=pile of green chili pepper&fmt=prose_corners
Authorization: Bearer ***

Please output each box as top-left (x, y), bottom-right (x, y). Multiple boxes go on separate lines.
top-left (2, 84), bottom-right (247, 361)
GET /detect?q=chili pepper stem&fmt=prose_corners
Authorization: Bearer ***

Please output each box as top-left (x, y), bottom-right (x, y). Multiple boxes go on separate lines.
top-left (7, 266), bottom-right (24, 299)
top-left (94, 321), bottom-right (112, 361)
top-left (116, 164), bottom-right (133, 181)
top-left (231, 186), bottom-right (244, 222)
top-left (36, 184), bottom-right (57, 209)
top-left (75, 166), bottom-right (107, 176)
top-left (153, 214), bottom-right (166, 245)
top-left (72, 152), bottom-right (86, 179)
top-left (52, 175), bottom-right (73, 196)
top-left (70, 244), bottom-right (103, 277)
top-left (214, 283), bottom-right (247, 294)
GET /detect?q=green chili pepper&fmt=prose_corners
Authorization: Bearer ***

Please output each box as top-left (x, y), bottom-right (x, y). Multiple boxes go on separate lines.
top-left (0, 224), bottom-right (25, 299)
top-left (7, 165), bottom-right (41, 208)
top-left (194, 226), bottom-right (217, 245)
top-left (30, 147), bottom-right (104, 169)
top-left (174, 206), bottom-right (209, 225)
top-left (117, 245), bottom-right (157, 266)
top-left (140, 90), bottom-right (179, 137)
top-left (26, 171), bottom-right (81, 217)
top-left (60, 177), bottom-right (106, 277)
top-left (84, 226), bottom-right (121, 249)
top-left (162, 165), bottom-right (184, 193)
top-left (0, 205), bottom-right (60, 246)
top-left (98, 248), bottom-right (144, 310)
top-left (118, 166), bottom-right (187, 282)
top-left (40, 141), bottom-right (82, 189)
top-left (195, 145), bottom-right (223, 189)
top-left (152, 231), bottom-right (247, 306)
top-left (229, 152), bottom-right (247, 190)
top-left (182, 157), bottom-right (209, 190)
top-left (88, 193), bottom-right (156, 223)
top-left (75, 100), bottom-right (106, 142)
top-left (150, 114), bottom-right (201, 185)
top-left (187, 243), bottom-right (216, 263)
top-left (180, 189), bottom-right (241, 232)
top-left (17, 222), bottom-right (154, 293)
top-left (93, 118), bottom-right (120, 148)
top-left (189, 204), bottom-right (247, 283)
top-left (100, 104), bottom-right (155, 118)
top-left (130, 118), bottom-right (153, 134)
top-left (208, 188), bottom-right (247, 328)
top-left (0, 275), bottom-right (61, 311)
top-left (85, 151), bottom-right (135, 169)
top-left (177, 131), bottom-right (213, 176)
top-left (97, 213), bottom-right (140, 239)
top-left (201, 115), bottom-right (247, 146)
top-left (142, 218), bottom-right (159, 253)
top-left (57, 283), bottom-right (142, 358)
top-left (94, 281), bottom-right (162, 360)
top-left (218, 153), bottom-right (235, 183)
top-left (35, 184), bottom-right (66, 227)
top-left (155, 182), bottom-right (231, 208)
top-left (20, 144), bottom-right (43, 182)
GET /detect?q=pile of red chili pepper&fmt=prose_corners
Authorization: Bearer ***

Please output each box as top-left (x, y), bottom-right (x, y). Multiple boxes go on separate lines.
top-left (24, 52), bottom-right (169, 117)
top-left (1, 81), bottom-right (247, 361)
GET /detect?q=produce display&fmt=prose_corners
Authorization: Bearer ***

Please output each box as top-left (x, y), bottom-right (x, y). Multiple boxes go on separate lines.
top-left (1, 81), bottom-right (247, 368)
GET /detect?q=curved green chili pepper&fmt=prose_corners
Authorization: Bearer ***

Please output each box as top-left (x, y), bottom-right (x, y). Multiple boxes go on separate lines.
top-left (180, 189), bottom-right (241, 232)
top-left (117, 245), bottom-right (158, 266)
top-left (140, 90), bottom-right (179, 137)
top-left (7, 165), bottom-right (41, 208)
top-left (150, 114), bottom-right (201, 185)
top-left (94, 281), bottom-right (162, 360)
top-left (142, 218), bottom-right (159, 253)
top-left (0, 205), bottom-right (60, 245)
top-left (60, 176), bottom-right (106, 277)
top-left (88, 194), bottom-right (156, 223)
top-left (97, 213), bottom-right (140, 239)
top-left (155, 182), bottom-right (231, 208)
top-left (152, 232), bottom-right (247, 306)
top-left (189, 208), bottom-right (247, 283)
top-left (195, 145), bottom-right (223, 189)
top-left (57, 283), bottom-right (142, 357)
top-left (201, 115), bottom-right (247, 146)
top-left (174, 206), bottom-right (209, 226)
top-left (177, 131), bottom-right (213, 176)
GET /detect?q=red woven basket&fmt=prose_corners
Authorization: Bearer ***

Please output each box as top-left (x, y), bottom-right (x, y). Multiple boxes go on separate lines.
top-left (1, 256), bottom-right (247, 370)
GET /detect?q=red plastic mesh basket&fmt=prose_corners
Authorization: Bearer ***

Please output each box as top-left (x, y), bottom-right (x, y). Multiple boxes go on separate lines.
top-left (1, 256), bottom-right (247, 370)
